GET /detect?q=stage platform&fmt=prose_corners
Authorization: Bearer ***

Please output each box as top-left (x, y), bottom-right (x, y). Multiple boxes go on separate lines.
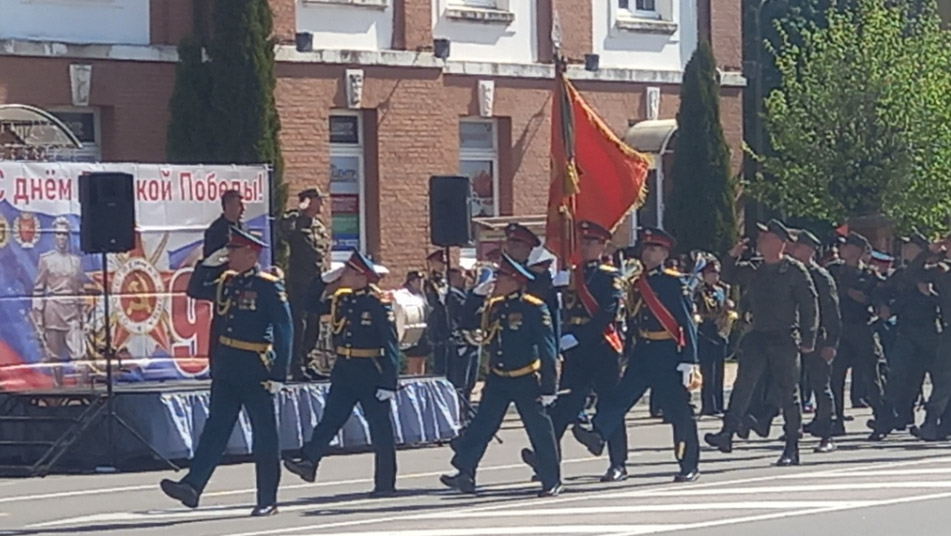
top-left (0, 376), bottom-right (462, 475)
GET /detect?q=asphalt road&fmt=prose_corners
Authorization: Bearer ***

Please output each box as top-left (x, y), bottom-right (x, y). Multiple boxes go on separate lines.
top-left (2, 404), bottom-right (951, 536)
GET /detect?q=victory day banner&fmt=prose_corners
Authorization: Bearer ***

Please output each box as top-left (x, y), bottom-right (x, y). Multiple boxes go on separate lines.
top-left (0, 163), bottom-right (271, 392)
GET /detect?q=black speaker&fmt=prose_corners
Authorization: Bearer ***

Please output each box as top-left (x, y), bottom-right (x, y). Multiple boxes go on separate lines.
top-left (79, 172), bottom-right (135, 254)
top-left (429, 175), bottom-right (472, 247)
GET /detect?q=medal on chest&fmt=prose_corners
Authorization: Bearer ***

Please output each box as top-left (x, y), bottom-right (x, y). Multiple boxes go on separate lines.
top-left (238, 290), bottom-right (258, 311)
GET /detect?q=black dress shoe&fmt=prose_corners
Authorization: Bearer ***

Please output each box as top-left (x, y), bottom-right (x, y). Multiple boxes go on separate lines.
top-left (775, 444), bottom-right (800, 466)
top-left (538, 482), bottom-right (563, 498)
top-left (368, 488), bottom-right (398, 499)
top-left (283, 458), bottom-right (318, 483)
top-left (600, 466), bottom-right (628, 482)
top-left (571, 425), bottom-right (605, 456)
top-left (814, 439), bottom-right (836, 453)
top-left (704, 431), bottom-right (733, 453)
top-left (440, 472), bottom-right (476, 494)
top-left (673, 469), bottom-right (700, 483)
top-left (160, 479), bottom-right (199, 509)
top-left (250, 505), bottom-right (278, 517)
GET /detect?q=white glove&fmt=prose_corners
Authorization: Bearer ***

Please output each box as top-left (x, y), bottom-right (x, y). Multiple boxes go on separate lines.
top-left (472, 279), bottom-right (495, 297)
top-left (540, 394), bottom-right (557, 407)
top-left (202, 247), bottom-right (229, 267)
top-left (375, 388), bottom-right (396, 402)
top-left (676, 363), bottom-right (700, 389)
top-left (553, 270), bottom-right (571, 287)
top-left (262, 380), bottom-right (283, 395)
top-left (560, 334), bottom-right (579, 351)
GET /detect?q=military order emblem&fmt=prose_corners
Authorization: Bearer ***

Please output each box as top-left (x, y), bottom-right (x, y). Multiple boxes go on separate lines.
top-left (13, 212), bottom-right (40, 249)
top-left (113, 257), bottom-right (168, 336)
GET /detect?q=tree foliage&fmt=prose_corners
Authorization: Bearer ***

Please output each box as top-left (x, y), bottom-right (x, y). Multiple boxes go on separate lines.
top-left (747, 0), bottom-right (951, 233)
top-left (166, 35), bottom-right (213, 163)
top-left (664, 42), bottom-right (738, 256)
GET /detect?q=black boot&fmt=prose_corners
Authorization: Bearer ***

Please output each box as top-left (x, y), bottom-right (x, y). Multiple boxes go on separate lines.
top-left (600, 466), bottom-right (628, 482)
top-left (572, 425), bottom-right (605, 456)
top-left (913, 420), bottom-right (941, 441)
top-left (750, 414), bottom-right (774, 439)
top-left (440, 472), bottom-right (476, 494)
top-left (283, 458), bottom-right (318, 483)
top-left (775, 441), bottom-right (800, 466)
top-left (673, 468), bottom-right (700, 483)
top-left (704, 430), bottom-right (733, 453)
top-left (538, 481), bottom-right (564, 497)
top-left (160, 479), bottom-right (199, 509)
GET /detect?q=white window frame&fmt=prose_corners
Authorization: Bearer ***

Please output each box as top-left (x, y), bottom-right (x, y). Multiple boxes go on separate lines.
top-left (449, 0), bottom-right (500, 9)
top-left (459, 117), bottom-right (499, 262)
top-left (619, 0), bottom-right (662, 20)
top-left (47, 107), bottom-right (102, 162)
top-left (329, 110), bottom-right (367, 263)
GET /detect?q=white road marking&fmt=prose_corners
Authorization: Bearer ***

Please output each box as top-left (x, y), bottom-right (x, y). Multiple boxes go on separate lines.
top-left (641, 481), bottom-right (951, 497)
top-left (816, 468), bottom-right (951, 477)
top-left (225, 456), bottom-right (951, 536)
top-left (288, 526), bottom-right (680, 536)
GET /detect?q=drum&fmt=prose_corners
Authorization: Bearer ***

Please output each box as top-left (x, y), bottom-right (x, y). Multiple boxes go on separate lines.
top-left (390, 288), bottom-right (428, 349)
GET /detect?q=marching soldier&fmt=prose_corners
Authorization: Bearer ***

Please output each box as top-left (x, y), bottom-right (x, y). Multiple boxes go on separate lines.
top-left (789, 229), bottom-right (841, 452)
top-left (440, 253), bottom-right (562, 497)
top-left (827, 232), bottom-right (887, 437)
top-left (447, 267), bottom-right (480, 402)
top-left (160, 228), bottom-right (292, 517)
top-left (279, 188), bottom-right (331, 381)
top-left (573, 227), bottom-right (701, 482)
top-left (705, 220), bottom-right (818, 466)
top-left (524, 221), bottom-right (629, 483)
top-left (695, 260), bottom-right (733, 416)
top-left (284, 250), bottom-right (400, 498)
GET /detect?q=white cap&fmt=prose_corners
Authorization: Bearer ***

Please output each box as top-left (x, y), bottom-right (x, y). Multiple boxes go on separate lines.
top-left (321, 262), bottom-right (345, 283)
top-left (527, 246), bottom-right (556, 267)
top-left (374, 264), bottom-right (390, 277)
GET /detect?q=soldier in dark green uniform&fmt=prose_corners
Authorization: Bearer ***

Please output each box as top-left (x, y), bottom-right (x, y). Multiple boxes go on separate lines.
top-left (279, 188), bottom-right (331, 381)
top-left (283, 249), bottom-right (400, 497)
top-left (160, 228), bottom-right (292, 517)
top-left (789, 229), bottom-right (841, 453)
top-left (441, 253), bottom-right (562, 497)
top-left (827, 232), bottom-right (886, 437)
top-left (705, 220), bottom-right (818, 466)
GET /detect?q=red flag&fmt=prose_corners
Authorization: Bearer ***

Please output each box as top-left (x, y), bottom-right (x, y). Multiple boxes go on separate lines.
top-left (546, 75), bottom-right (651, 266)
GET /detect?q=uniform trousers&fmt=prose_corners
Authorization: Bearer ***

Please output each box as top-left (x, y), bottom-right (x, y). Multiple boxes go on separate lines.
top-left (546, 342), bottom-right (628, 468)
top-left (288, 279), bottom-right (319, 380)
top-left (802, 349), bottom-right (835, 436)
top-left (448, 343), bottom-right (481, 403)
top-left (301, 362), bottom-right (396, 492)
top-left (183, 376), bottom-right (280, 507)
top-left (452, 374), bottom-right (561, 488)
top-left (832, 324), bottom-right (885, 422)
top-left (698, 322), bottom-right (727, 415)
top-left (724, 330), bottom-right (802, 439)
top-left (594, 339), bottom-right (699, 474)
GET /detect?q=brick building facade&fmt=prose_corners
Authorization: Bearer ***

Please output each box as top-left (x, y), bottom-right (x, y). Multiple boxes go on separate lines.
top-left (0, 0), bottom-right (745, 281)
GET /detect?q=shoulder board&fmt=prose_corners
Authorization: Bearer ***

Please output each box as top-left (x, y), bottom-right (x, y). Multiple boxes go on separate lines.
top-left (333, 288), bottom-right (354, 298)
top-left (222, 270), bottom-right (237, 281)
top-left (257, 271), bottom-right (280, 282)
top-left (522, 294), bottom-right (544, 306)
top-left (487, 296), bottom-right (505, 307)
top-left (599, 264), bottom-right (618, 273)
top-left (662, 268), bottom-right (683, 277)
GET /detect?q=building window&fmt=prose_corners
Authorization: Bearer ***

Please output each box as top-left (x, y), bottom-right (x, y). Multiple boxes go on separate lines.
top-left (329, 112), bottom-right (366, 262)
top-left (48, 108), bottom-right (101, 162)
top-left (619, 0), bottom-right (660, 19)
top-left (459, 119), bottom-right (499, 224)
top-left (449, 0), bottom-right (500, 8)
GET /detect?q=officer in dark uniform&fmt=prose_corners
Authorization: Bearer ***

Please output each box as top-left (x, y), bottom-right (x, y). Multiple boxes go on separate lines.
top-left (283, 249), bottom-right (400, 497)
top-left (705, 220), bottom-right (818, 466)
top-left (441, 253), bottom-right (562, 497)
top-left (789, 229), bottom-right (841, 452)
top-left (160, 228), bottom-right (292, 517)
top-left (695, 260), bottom-right (730, 416)
top-left (573, 227), bottom-right (701, 482)
top-left (279, 188), bottom-right (331, 381)
top-left (827, 232), bottom-right (887, 437)
top-left (447, 267), bottom-right (480, 402)
top-left (524, 221), bottom-right (629, 483)
top-left (424, 250), bottom-right (451, 376)
top-left (202, 189), bottom-right (246, 257)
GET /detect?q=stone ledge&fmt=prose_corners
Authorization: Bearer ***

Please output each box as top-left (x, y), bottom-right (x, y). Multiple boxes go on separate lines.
top-left (302, 0), bottom-right (388, 8)
top-left (0, 39), bottom-right (178, 63)
top-left (445, 6), bottom-right (514, 24)
top-left (616, 17), bottom-right (678, 35)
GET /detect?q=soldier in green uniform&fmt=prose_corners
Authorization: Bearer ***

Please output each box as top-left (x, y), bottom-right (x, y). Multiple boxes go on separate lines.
top-left (160, 228), bottom-right (292, 517)
top-left (283, 250), bottom-right (400, 498)
top-left (789, 229), bottom-right (841, 452)
top-left (279, 188), bottom-right (331, 381)
top-left (705, 220), bottom-right (818, 466)
top-left (826, 232), bottom-right (886, 437)
top-left (441, 253), bottom-right (562, 497)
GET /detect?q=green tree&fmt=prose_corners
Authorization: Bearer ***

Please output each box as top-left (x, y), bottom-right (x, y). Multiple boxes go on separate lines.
top-left (664, 41), bottom-right (738, 256)
top-left (207, 0), bottom-right (288, 262)
top-left (166, 35), bottom-right (214, 163)
top-left (748, 0), bottom-right (951, 233)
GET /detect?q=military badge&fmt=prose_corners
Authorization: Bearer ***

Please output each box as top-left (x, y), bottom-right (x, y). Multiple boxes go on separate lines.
top-left (13, 212), bottom-right (39, 249)
top-left (361, 311), bottom-right (373, 326)
top-left (508, 312), bottom-right (523, 330)
top-left (238, 290), bottom-right (258, 311)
